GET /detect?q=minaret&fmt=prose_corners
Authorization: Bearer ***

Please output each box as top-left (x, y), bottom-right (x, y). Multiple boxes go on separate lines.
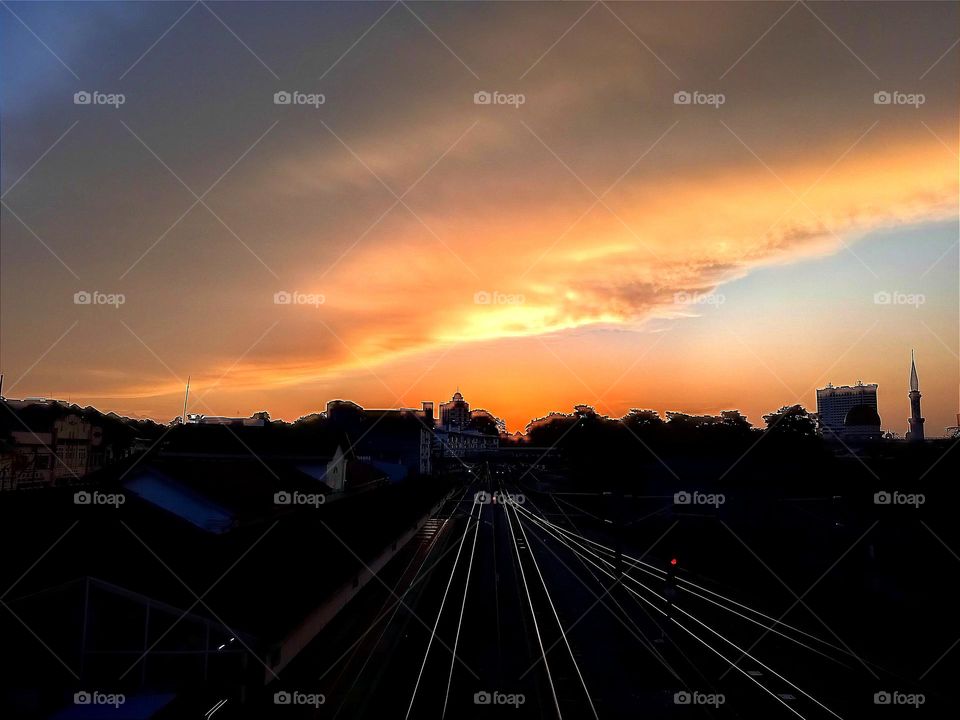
top-left (907, 351), bottom-right (924, 442)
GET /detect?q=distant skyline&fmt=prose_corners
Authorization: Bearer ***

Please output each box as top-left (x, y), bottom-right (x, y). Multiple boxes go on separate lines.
top-left (2, 2), bottom-right (957, 434)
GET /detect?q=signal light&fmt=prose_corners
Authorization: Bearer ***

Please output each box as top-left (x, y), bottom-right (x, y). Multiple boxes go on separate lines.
top-left (670, 557), bottom-right (678, 566)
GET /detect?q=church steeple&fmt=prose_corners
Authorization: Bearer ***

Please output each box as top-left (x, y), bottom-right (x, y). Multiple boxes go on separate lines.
top-left (907, 350), bottom-right (924, 442)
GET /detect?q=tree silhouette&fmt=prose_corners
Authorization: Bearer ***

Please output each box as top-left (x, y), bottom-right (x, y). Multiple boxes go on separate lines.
top-left (762, 405), bottom-right (817, 436)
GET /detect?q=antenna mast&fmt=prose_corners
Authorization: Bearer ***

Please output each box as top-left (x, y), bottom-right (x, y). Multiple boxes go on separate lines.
top-left (182, 376), bottom-right (191, 424)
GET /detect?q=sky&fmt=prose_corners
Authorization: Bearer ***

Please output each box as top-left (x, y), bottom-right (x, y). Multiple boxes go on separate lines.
top-left (1, 1), bottom-right (958, 434)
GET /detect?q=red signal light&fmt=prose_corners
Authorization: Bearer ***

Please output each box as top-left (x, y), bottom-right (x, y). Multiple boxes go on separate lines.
top-left (669, 558), bottom-right (678, 566)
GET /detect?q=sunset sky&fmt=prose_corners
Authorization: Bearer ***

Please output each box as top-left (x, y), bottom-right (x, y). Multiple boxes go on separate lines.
top-left (2, 1), bottom-right (958, 434)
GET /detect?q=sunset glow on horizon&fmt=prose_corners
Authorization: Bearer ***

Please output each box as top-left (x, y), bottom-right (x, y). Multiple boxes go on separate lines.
top-left (2, 1), bottom-right (957, 434)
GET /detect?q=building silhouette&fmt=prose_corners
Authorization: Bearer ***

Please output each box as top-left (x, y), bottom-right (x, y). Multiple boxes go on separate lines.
top-left (0, 398), bottom-right (142, 490)
top-left (841, 404), bottom-right (883, 442)
top-left (907, 350), bottom-right (925, 442)
top-left (326, 400), bottom-right (434, 477)
top-left (816, 381), bottom-right (880, 439)
top-left (439, 390), bottom-right (470, 430)
top-left (947, 413), bottom-right (960, 438)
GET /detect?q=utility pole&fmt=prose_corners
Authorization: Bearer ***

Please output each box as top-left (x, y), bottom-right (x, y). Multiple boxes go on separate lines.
top-left (665, 557), bottom-right (678, 620)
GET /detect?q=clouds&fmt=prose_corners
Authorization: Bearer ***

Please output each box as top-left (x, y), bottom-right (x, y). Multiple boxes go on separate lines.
top-left (1, 1), bottom-right (957, 424)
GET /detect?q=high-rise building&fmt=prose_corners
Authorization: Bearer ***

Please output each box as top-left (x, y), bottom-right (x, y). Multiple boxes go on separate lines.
top-left (907, 351), bottom-right (925, 442)
top-left (439, 390), bottom-right (470, 430)
top-left (816, 381), bottom-right (880, 438)
top-left (947, 413), bottom-right (960, 438)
